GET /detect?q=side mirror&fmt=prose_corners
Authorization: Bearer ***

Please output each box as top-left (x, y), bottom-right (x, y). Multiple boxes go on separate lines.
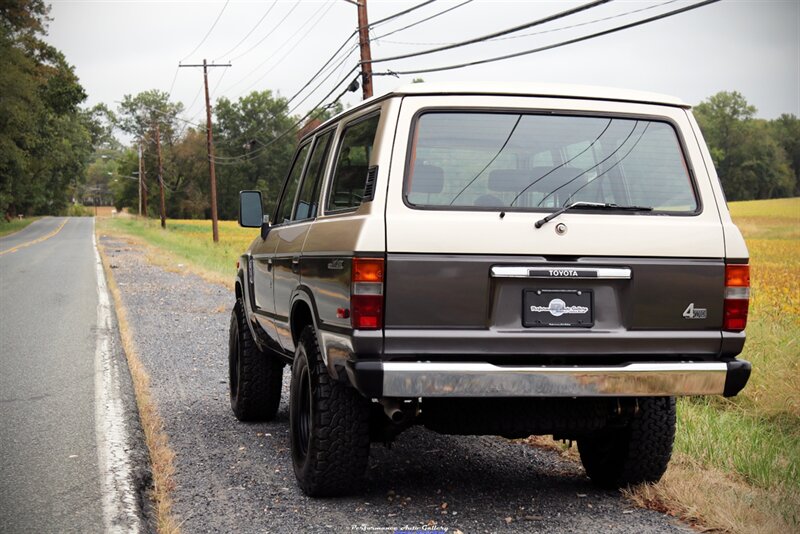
top-left (239, 190), bottom-right (263, 228)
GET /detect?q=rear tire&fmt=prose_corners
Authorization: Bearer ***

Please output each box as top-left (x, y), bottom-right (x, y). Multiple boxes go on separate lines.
top-left (577, 397), bottom-right (676, 488)
top-left (289, 326), bottom-right (371, 497)
top-left (228, 298), bottom-right (284, 421)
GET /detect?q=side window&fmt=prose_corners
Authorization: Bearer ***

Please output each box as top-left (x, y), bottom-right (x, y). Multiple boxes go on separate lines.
top-left (275, 142), bottom-right (310, 225)
top-left (294, 130), bottom-right (333, 221)
top-left (326, 114), bottom-right (380, 212)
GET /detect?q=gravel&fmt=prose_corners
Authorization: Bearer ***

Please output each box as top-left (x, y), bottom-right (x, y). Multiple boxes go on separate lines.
top-left (100, 235), bottom-right (691, 534)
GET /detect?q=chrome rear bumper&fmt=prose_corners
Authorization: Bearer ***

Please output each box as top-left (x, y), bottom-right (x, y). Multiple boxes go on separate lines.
top-left (349, 360), bottom-right (751, 398)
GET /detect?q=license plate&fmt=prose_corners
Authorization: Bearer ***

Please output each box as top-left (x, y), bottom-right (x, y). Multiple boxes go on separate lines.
top-left (523, 289), bottom-right (593, 327)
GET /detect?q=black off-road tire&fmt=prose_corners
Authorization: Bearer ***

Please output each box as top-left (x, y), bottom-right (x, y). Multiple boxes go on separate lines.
top-left (577, 397), bottom-right (676, 488)
top-left (289, 325), bottom-right (371, 497)
top-left (228, 298), bottom-right (284, 421)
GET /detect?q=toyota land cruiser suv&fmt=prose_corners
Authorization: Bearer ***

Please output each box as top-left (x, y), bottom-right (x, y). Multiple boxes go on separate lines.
top-left (228, 83), bottom-right (751, 497)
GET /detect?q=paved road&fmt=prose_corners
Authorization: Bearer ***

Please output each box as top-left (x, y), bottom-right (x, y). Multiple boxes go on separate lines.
top-left (0, 218), bottom-right (147, 533)
top-left (101, 233), bottom-right (691, 534)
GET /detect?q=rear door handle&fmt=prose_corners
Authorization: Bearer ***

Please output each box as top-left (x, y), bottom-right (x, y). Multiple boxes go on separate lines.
top-left (292, 257), bottom-right (300, 274)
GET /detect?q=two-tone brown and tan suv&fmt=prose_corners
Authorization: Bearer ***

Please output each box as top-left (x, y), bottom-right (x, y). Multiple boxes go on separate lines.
top-left (228, 82), bottom-right (751, 496)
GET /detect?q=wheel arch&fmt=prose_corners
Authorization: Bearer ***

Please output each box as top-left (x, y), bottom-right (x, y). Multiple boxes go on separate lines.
top-left (290, 288), bottom-right (320, 346)
top-left (290, 287), bottom-right (333, 373)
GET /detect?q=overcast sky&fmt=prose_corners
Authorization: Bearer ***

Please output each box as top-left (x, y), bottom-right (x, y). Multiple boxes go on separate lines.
top-left (44, 0), bottom-right (798, 130)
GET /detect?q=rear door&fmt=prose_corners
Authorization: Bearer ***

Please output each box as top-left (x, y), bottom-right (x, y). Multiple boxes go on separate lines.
top-left (382, 95), bottom-right (726, 359)
top-left (272, 131), bottom-right (334, 353)
top-left (271, 141), bottom-right (311, 352)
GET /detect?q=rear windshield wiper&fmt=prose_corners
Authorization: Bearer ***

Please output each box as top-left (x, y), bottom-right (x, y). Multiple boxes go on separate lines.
top-left (534, 201), bottom-right (653, 229)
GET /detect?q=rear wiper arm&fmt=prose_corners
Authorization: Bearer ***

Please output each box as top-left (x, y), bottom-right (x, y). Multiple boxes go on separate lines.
top-left (534, 201), bottom-right (653, 229)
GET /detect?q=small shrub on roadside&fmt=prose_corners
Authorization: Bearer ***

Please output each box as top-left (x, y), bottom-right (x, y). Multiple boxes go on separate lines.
top-left (64, 204), bottom-right (93, 217)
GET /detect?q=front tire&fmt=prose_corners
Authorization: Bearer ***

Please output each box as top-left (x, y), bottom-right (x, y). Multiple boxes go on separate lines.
top-left (577, 397), bottom-right (676, 488)
top-left (289, 326), bottom-right (371, 497)
top-left (228, 298), bottom-right (284, 421)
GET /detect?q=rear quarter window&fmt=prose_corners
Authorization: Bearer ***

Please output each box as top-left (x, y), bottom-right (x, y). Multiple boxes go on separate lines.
top-left (326, 114), bottom-right (381, 213)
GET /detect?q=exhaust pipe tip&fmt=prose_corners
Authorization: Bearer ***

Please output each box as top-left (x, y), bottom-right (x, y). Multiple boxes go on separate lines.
top-left (388, 409), bottom-right (406, 424)
top-left (380, 399), bottom-right (408, 424)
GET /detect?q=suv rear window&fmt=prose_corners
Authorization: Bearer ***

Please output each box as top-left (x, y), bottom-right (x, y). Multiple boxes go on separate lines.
top-left (405, 112), bottom-right (697, 212)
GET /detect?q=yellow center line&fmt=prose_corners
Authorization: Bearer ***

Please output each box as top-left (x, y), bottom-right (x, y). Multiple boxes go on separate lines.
top-left (0, 219), bottom-right (69, 256)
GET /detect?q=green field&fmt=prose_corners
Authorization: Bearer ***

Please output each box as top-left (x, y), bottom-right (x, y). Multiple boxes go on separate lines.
top-left (99, 198), bottom-right (800, 532)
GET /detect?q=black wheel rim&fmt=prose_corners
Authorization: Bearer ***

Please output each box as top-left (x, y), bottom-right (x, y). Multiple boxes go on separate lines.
top-left (297, 364), bottom-right (311, 458)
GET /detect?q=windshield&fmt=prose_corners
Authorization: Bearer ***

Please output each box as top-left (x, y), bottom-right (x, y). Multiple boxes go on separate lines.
top-left (405, 112), bottom-right (698, 212)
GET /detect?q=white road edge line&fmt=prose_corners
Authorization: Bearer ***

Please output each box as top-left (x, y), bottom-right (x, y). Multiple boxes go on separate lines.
top-left (93, 219), bottom-right (142, 533)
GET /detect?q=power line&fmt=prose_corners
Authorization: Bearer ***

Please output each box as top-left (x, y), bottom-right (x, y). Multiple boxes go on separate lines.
top-left (213, 67), bottom-right (359, 165)
top-left (372, 0), bottom-right (721, 76)
top-left (284, 32), bottom-right (358, 106)
top-left (229, 1), bottom-right (302, 62)
top-left (209, 43), bottom-right (358, 163)
top-left (370, 0), bottom-right (438, 28)
top-left (215, 38), bottom-right (359, 157)
top-left (285, 46), bottom-right (358, 116)
top-left (181, 0), bottom-right (231, 62)
top-left (210, 69), bottom-right (228, 99)
top-left (115, 101), bottom-right (202, 129)
top-left (490, 0), bottom-right (678, 42)
top-left (220, 0), bottom-right (447, 117)
top-left (373, 0), bottom-right (474, 41)
top-left (376, 0), bottom-right (678, 46)
top-left (369, 0), bottom-right (611, 65)
top-left (226, 0), bottom-right (337, 97)
top-left (204, 1), bottom-right (448, 164)
top-left (166, 67), bottom-right (180, 98)
top-left (214, 0), bottom-right (278, 61)
top-left (214, 43), bottom-right (358, 162)
top-left (184, 85), bottom-right (205, 119)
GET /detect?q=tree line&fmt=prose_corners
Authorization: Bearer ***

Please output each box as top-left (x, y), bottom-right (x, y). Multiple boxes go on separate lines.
top-left (0, 0), bottom-right (115, 219)
top-left (694, 92), bottom-right (799, 201)
top-left (1, 2), bottom-right (798, 222)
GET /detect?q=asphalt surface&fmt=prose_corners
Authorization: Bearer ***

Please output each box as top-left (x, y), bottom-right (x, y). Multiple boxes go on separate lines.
top-left (0, 218), bottom-right (149, 533)
top-left (99, 233), bottom-right (692, 534)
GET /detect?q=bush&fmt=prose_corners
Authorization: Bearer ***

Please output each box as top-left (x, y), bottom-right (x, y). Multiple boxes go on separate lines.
top-left (64, 203), bottom-right (94, 217)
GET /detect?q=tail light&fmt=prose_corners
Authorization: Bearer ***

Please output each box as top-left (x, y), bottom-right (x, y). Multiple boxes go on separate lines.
top-left (723, 263), bottom-right (750, 332)
top-left (351, 258), bottom-right (384, 330)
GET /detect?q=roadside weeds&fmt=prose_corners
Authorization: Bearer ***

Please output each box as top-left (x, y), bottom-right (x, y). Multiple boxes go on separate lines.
top-left (97, 235), bottom-right (181, 534)
top-left (522, 436), bottom-right (800, 533)
top-left (626, 454), bottom-right (799, 534)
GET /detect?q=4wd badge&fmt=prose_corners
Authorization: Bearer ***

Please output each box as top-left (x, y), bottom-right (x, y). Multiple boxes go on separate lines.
top-left (682, 303), bottom-right (707, 320)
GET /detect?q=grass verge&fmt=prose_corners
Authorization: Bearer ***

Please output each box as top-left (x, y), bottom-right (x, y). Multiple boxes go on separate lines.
top-left (96, 218), bottom-right (234, 289)
top-left (97, 235), bottom-right (181, 534)
top-left (0, 216), bottom-right (39, 237)
top-left (98, 217), bottom-right (253, 285)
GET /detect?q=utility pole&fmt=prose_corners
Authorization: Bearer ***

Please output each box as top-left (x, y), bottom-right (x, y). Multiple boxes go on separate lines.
top-left (180, 60), bottom-right (230, 243)
top-left (138, 143), bottom-right (143, 216)
top-left (141, 143), bottom-right (148, 217)
top-left (356, 0), bottom-right (373, 100)
top-left (155, 123), bottom-right (166, 229)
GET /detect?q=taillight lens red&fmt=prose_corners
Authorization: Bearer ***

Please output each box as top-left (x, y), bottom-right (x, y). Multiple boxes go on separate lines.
top-left (723, 264), bottom-right (750, 332)
top-left (351, 258), bottom-right (384, 330)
